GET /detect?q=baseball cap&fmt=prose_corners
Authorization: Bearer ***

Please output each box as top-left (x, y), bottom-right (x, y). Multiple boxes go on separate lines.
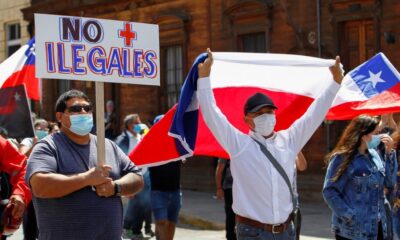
top-left (244, 93), bottom-right (277, 115)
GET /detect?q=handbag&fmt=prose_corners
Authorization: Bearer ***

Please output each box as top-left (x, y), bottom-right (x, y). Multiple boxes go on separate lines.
top-left (0, 199), bottom-right (22, 236)
top-left (0, 174), bottom-right (21, 236)
top-left (253, 139), bottom-right (300, 238)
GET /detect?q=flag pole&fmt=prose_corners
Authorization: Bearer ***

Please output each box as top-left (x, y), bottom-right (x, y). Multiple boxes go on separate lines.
top-left (95, 82), bottom-right (105, 166)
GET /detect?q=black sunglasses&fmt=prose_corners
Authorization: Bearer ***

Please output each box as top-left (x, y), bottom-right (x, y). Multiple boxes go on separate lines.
top-left (66, 104), bottom-right (93, 113)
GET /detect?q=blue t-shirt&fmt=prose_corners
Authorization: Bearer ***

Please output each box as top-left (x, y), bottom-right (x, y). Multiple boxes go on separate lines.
top-left (26, 132), bottom-right (141, 240)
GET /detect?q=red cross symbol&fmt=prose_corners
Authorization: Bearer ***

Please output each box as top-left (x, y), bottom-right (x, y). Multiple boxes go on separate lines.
top-left (118, 22), bottom-right (137, 47)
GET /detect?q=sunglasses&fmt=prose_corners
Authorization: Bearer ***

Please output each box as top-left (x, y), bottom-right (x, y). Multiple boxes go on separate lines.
top-left (66, 104), bottom-right (93, 113)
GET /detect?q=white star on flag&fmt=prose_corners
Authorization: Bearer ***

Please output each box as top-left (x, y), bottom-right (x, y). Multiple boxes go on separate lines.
top-left (367, 70), bottom-right (385, 88)
top-left (29, 43), bottom-right (36, 56)
top-left (14, 92), bottom-right (21, 101)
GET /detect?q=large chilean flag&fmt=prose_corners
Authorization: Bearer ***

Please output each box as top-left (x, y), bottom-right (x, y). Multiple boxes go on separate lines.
top-left (0, 38), bottom-right (40, 100)
top-left (130, 52), bottom-right (400, 166)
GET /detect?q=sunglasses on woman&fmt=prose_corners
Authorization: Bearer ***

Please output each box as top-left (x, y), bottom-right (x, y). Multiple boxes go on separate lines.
top-left (66, 104), bottom-right (93, 113)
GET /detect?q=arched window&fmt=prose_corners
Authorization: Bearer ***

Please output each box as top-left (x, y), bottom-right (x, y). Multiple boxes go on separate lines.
top-left (153, 13), bottom-right (189, 111)
top-left (223, 0), bottom-right (272, 53)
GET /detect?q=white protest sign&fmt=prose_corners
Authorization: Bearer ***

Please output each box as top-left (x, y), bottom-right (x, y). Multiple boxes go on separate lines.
top-left (35, 13), bottom-right (160, 86)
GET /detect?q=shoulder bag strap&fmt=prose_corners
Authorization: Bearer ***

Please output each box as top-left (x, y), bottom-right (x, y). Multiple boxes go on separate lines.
top-left (253, 138), bottom-right (297, 210)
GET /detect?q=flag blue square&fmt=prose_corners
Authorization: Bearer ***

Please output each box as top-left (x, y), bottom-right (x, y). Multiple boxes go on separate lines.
top-left (349, 53), bottom-right (400, 98)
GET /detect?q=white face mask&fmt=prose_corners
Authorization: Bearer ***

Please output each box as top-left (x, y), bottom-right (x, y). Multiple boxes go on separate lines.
top-left (253, 113), bottom-right (276, 136)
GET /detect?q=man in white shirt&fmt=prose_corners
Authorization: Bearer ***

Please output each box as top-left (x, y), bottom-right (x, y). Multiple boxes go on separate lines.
top-left (197, 49), bottom-right (343, 240)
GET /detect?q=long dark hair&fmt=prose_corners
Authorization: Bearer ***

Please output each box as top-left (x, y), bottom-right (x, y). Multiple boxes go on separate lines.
top-left (325, 115), bottom-right (379, 182)
top-left (392, 130), bottom-right (400, 153)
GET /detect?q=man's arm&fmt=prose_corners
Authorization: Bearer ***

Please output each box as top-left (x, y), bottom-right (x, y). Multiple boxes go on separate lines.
top-left (94, 141), bottom-right (144, 197)
top-left (19, 137), bottom-right (37, 157)
top-left (197, 49), bottom-right (248, 156)
top-left (115, 172), bottom-right (143, 196)
top-left (296, 151), bottom-right (307, 172)
top-left (29, 165), bottom-right (112, 198)
top-left (288, 57), bottom-right (343, 153)
top-left (95, 172), bottom-right (144, 197)
top-left (215, 160), bottom-right (225, 200)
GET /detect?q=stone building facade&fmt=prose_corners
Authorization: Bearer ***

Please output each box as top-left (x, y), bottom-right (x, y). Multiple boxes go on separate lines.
top-left (0, 0), bottom-right (31, 61)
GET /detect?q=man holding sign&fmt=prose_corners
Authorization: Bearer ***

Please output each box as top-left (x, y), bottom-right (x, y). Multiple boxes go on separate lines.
top-left (26, 90), bottom-right (144, 239)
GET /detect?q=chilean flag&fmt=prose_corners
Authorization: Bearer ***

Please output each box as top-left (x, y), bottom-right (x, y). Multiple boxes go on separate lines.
top-left (327, 53), bottom-right (400, 119)
top-left (0, 38), bottom-right (40, 100)
top-left (130, 52), bottom-right (400, 166)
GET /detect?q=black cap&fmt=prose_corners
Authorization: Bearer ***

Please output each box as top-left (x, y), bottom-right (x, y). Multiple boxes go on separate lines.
top-left (244, 93), bottom-right (277, 115)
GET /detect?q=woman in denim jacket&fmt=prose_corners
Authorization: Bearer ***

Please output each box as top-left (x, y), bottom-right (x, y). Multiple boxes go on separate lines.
top-left (323, 115), bottom-right (397, 240)
top-left (391, 131), bottom-right (400, 239)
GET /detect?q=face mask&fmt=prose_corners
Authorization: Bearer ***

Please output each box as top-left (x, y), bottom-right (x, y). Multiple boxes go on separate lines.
top-left (134, 124), bottom-right (142, 134)
top-left (367, 135), bottom-right (381, 149)
top-left (36, 130), bottom-right (48, 140)
top-left (68, 114), bottom-right (93, 136)
top-left (253, 113), bottom-right (276, 136)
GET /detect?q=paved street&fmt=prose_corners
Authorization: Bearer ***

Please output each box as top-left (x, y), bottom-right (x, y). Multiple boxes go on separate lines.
top-left (8, 191), bottom-right (335, 240)
top-left (8, 224), bottom-right (227, 240)
top-left (8, 223), bottom-right (332, 240)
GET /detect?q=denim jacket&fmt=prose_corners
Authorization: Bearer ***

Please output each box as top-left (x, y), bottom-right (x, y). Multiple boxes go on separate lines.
top-left (391, 149), bottom-right (400, 238)
top-left (323, 150), bottom-right (397, 240)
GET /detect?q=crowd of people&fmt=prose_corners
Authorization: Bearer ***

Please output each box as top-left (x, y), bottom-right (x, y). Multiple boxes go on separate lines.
top-left (0, 49), bottom-right (400, 240)
top-left (0, 89), bottom-right (182, 240)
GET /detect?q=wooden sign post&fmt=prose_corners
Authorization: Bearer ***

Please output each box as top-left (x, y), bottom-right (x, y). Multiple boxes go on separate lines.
top-left (95, 82), bottom-right (105, 166)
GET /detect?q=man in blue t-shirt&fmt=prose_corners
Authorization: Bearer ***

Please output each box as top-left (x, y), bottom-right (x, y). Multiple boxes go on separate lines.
top-left (26, 90), bottom-right (144, 240)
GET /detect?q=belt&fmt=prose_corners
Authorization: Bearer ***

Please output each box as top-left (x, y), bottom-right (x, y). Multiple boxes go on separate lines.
top-left (235, 214), bottom-right (292, 234)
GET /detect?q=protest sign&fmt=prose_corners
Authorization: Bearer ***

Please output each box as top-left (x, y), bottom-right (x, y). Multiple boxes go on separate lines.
top-left (35, 13), bottom-right (160, 86)
top-left (35, 14), bottom-right (160, 165)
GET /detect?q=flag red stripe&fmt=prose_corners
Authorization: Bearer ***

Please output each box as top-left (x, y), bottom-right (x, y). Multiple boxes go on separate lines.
top-left (327, 83), bottom-right (400, 120)
top-left (1, 65), bottom-right (40, 100)
top-left (129, 106), bottom-right (181, 166)
top-left (0, 101), bottom-right (15, 114)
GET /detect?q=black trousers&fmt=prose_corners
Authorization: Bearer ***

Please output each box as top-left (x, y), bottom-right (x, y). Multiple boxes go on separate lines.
top-left (224, 188), bottom-right (236, 240)
top-left (335, 221), bottom-right (384, 240)
top-left (23, 202), bottom-right (38, 240)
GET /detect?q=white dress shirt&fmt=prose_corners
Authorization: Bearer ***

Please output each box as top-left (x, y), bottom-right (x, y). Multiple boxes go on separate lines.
top-left (197, 76), bottom-right (340, 224)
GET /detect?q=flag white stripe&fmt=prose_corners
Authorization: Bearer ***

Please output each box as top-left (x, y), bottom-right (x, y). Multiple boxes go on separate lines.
top-left (0, 44), bottom-right (29, 87)
top-left (211, 52), bottom-right (335, 98)
top-left (331, 75), bottom-right (368, 107)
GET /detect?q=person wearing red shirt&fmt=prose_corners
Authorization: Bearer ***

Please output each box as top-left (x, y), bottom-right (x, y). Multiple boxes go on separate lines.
top-left (0, 135), bottom-right (31, 219)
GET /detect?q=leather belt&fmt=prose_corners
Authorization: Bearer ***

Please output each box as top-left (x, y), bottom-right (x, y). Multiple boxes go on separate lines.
top-left (235, 214), bottom-right (292, 234)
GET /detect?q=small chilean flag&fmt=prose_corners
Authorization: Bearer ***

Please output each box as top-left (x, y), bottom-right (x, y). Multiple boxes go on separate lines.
top-left (130, 52), bottom-right (400, 166)
top-left (0, 38), bottom-right (40, 101)
top-left (327, 53), bottom-right (400, 119)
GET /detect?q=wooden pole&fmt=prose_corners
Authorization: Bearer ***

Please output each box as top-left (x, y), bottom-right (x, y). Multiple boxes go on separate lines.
top-left (95, 82), bottom-right (105, 166)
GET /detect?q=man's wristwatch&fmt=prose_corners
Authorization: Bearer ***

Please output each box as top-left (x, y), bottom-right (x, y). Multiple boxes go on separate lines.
top-left (114, 183), bottom-right (122, 196)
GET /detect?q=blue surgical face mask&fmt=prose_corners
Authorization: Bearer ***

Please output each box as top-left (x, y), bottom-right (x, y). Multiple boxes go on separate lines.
top-left (134, 124), bottom-right (142, 134)
top-left (36, 130), bottom-right (48, 140)
top-left (367, 135), bottom-right (381, 149)
top-left (68, 114), bottom-right (93, 136)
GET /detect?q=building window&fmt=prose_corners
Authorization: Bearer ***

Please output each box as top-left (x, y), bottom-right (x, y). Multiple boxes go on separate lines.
top-left (238, 32), bottom-right (266, 53)
top-left (6, 23), bottom-right (21, 57)
top-left (164, 45), bottom-right (183, 108)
